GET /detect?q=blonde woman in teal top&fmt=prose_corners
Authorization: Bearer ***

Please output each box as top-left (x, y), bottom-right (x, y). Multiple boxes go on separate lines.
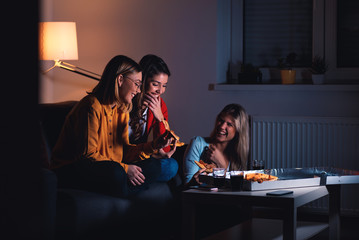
top-left (183, 104), bottom-right (250, 185)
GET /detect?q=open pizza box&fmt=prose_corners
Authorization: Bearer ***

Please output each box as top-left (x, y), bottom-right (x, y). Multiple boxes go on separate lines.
top-left (199, 167), bottom-right (359, 191)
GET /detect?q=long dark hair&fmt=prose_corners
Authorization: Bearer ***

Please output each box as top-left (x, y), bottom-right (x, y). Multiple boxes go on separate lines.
top-left (129, 54), bottom-right (171, 141)
top-left (89, 55), bottom-right (141, 111)
top-left (210, 103), bottom-right (250, 170)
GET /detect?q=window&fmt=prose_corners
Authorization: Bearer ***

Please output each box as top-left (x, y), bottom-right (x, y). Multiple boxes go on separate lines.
top-left (244, 0), bottom-right (312, 68)
top-left (337, 0), bottom-right (359, 67)
top-left (217, 0), bottom-right (359, 83)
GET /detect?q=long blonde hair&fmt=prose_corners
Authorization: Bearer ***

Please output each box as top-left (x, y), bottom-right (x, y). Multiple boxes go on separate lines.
top-left (210, 104), bottom-right (250, 170)
top-left (89, 55), bottom-right (142, 112)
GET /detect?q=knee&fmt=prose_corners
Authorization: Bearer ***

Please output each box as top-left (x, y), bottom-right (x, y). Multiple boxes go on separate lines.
top-left (94, 161), bottom-right (128, 197)
top-left (158, 158), bottom-right (179, 182)
top-left (105, 161), bottom-right (127, 183)
top-left (166, 158), bottom-right (179, 175)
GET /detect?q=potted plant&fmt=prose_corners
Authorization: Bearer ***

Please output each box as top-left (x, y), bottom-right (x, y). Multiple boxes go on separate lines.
top-left (277, 52), bottom-right (297, 84)
top-left (310, 55), bottom-right (329, 84)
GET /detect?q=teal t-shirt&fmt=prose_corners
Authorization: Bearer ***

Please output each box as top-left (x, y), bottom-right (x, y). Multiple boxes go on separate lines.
top-left (183, 136), bottom-right (210, 184)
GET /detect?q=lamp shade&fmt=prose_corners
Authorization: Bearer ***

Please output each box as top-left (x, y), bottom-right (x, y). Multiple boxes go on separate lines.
top-left (39, 22), bottom-right (78, 60)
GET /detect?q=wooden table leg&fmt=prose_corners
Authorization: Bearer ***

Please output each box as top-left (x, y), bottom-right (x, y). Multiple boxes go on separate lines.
top-left (283, 206), bottom-right (297, 240)
top-left (182, 200), bottom-right (196, 240)
top-left (327, 185), bottom-right (341, 240)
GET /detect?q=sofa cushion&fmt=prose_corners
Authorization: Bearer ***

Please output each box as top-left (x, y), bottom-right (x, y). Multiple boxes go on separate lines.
top-left (56, 188), bottom-right (133, 239)
top-left (56, 181), bottom-right (177, 240)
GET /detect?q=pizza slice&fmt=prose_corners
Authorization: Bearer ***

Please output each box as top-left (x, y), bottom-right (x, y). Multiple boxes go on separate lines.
top-left (162, 120), bottom-right (185, 147)
top-left (194, 160), bottom-right (216, 173)
top-left (245, 173), bottom-right (278, 183)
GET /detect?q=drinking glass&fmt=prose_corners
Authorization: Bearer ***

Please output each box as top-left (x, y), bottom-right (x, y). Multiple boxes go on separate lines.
top-left (252, 160), bottom-right (264, 170)
top-left (213, 168), bottom-right (226, 188)
top-left (230, 171), bottom-right (244, 191)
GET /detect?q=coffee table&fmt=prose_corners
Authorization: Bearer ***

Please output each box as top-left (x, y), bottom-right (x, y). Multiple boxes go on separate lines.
top-left (182, 186), bottom-right (339, 240)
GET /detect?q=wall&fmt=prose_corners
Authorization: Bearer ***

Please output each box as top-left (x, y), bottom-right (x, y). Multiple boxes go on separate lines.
top-left (39, 0), bottom-right (359, 144)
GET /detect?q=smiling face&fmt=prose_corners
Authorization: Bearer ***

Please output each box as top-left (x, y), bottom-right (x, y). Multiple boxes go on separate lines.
top-left (118, 72), bottom-right (142, 104)
top-left (214, 113), bottom-right (237, 143)
top-left (145, 73), bottom-right (168, 98)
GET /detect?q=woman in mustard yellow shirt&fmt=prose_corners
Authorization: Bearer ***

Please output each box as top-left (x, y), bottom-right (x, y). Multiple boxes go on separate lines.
top-left (51, 55), bottom-right (173, 197)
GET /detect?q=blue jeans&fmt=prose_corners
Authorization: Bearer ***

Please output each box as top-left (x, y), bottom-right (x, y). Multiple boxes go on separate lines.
top-left (157, 157), bottom-right (179, 182)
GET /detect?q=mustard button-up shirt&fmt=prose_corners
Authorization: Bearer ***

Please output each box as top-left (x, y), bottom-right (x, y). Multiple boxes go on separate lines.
top-left (51, 95), bottom-right (155, 172)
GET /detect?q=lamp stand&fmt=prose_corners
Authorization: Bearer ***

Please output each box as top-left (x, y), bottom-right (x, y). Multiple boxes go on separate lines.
top-left (43, 60), bottom-right (101, 81)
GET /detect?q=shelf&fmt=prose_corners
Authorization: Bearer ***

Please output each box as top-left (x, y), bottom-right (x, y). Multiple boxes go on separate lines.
top-left (209, 83), bottom-right (359, 92)
top-left (203, 218), bottom-right (329, 240)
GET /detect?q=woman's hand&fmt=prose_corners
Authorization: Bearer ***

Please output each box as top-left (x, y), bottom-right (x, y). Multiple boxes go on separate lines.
top-left (153, 139), bottom-right (178, 159)
top-left (127, 165), bottom-right (145, 186)
top-left (152, 131), bottom-right (172, 150)
top-left (203, 144), bottom-right (227, 168)
top-left (192, 168), bottom-right (207, 185)
top-left (143, 93), bottom-right (164, 122)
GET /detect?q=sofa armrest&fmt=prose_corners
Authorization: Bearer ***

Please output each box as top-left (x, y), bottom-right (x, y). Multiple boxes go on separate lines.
top-left (41, 168), bottom-right (57, 239)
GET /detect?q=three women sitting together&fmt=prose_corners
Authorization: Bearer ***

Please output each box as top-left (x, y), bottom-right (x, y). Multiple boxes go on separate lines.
top-left (50, 54), bottom-right (250, 197)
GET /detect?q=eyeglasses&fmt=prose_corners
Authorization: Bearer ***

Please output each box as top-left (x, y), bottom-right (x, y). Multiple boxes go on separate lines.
top-left (124, 76), bottom-right (142, 90)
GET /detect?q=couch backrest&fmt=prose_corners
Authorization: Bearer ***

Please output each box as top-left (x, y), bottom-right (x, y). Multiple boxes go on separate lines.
top-left (39, 101), bottom-right (78, 167)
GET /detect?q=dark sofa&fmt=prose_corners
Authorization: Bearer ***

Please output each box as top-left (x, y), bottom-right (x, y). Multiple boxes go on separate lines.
top-left (40, 101), bottom-right (186, 240)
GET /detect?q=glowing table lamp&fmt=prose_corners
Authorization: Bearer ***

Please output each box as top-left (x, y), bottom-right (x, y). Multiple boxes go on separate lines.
top-left (39, 22), bottom-right (101, 80)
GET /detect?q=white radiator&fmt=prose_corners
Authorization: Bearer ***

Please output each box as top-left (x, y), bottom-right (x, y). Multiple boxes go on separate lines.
top-left (251, 116), bottom-right (359, 214)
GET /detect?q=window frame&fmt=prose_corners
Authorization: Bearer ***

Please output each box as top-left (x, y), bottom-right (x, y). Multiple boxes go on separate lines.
top-left (217, 0), bottom-right (359, 84)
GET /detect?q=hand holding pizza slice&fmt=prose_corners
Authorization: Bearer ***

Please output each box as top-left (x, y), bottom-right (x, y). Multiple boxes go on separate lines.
top-left (194, 160), bottom-right (216, 173)
top-left (162, 120), bottom-right (185, 147)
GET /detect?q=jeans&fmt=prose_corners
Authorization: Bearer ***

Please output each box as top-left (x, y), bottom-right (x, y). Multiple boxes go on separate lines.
top-left (53, 158), bottom-right (162, 198)
top-left (157, 157), bottom-right (179, 182)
